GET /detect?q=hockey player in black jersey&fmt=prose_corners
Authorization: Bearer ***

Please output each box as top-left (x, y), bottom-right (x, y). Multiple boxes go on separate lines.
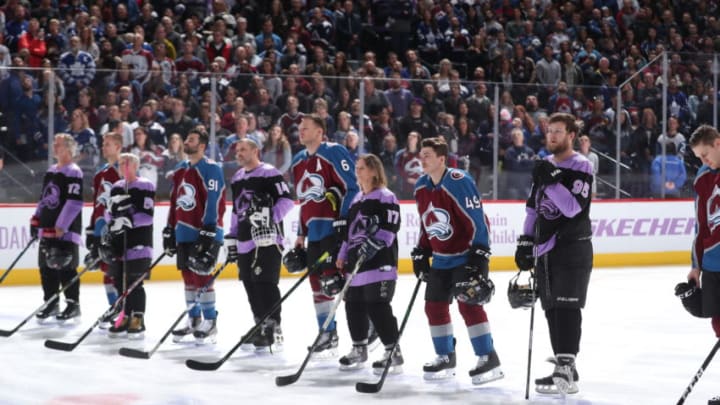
top-left (226, 138), bottom-right (294, 352)
top-left (333, 154), bottom-right (403, 374)
top-left (514, 113), bottom-right (594, 395)
top-left (103, 153), bottom-right (156, 339)
top-left (31, 134), bottom-right (84, 322)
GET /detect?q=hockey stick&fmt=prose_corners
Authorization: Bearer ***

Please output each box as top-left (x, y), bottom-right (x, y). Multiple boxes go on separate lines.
top-left (676, 338), bottom-right (720, 405)
top-left (525, 222), bottom-right (540, 400)
top-left (185, 251), bottom-right (330, 371)
top-left (119, 260), bottom-right (230, 359)
top-left (0, 258), bottom-right (97, 337)
top-left (356, 277), bottom-right (423, 393)
top-left (43, 253), bottom-right (165, 351)
top-left (0, 236), bottom-right (38, 285)
top-left (275, 254), bottom-right (366, 387)
top-left (115, 178), bottom-right (130, 329)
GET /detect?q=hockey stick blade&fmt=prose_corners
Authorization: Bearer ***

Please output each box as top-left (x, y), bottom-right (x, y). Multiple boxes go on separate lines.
top-left (186, 358), bottom-right (223, 371)
top-left (275, 373), bottom-right (301, 387)
top-left (118, 347), bottom-right (151, 359)
top-left (355, 381), bottom-right (382, 394)
top-left (44, 339), bottom-right (80, 351)
top-left (0, 328), bottom-right (19, 337)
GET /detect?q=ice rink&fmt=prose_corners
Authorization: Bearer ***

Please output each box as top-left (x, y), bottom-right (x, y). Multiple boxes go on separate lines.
top-left (0, 265), bottom-right (717, 405)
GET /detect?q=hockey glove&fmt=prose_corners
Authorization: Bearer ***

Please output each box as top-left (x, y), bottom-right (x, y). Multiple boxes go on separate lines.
top-left (85, 226), bottom-right (97, 250)
top-left (195, 224), bottom-right (217, 254)
top-left (359, 237), bottom-right (384, 263)
top-left (533, 160), bottom-right (563, 185)
top-left (83, 250), bottom-right (101, 271)
top-left (30, 215), bottom-right (40, 239)
top-left (466, 244), bottom-right (491, 277)
top-left (162, 225), bottom-right (177, 257)
top-left (283, 247), bottom-right (308, 273)
top-left (514, 235), bottom-right (535, 271)
top-left (320, 270), bottom-right (345, 297)
top-left (225, 236), bottom-right (238, 263)
top-left (411, 246), bottom-right (431, 281)
top-left (109, 194), bottom-right (132, 216)
top-left (188, 242), bottom-right (221, 275)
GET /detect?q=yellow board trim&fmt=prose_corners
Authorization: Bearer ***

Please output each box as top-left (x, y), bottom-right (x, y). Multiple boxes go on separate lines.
top-left (1, 251), bottom-right (690, 286)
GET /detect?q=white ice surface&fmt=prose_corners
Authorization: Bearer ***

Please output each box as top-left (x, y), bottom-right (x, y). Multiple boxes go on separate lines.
top-left (0, 266), bottom-right (717, 405)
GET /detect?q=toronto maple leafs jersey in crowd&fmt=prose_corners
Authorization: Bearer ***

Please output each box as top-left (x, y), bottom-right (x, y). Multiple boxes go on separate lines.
top-left (228, 163), bottom-right (294, 254)
top-left (522, 153), bottom-right (593, 256)
top-left (338, 187), bottom-right (401, 286)
top-left (414, 168), bottom-right (490, 270)
top-left (105, 177), bottom-right (155, 261)
top-left (90, 162), bottom-right (120, 237)
top-left (291, 142), bottom-right (359, 242)
top-left (34, 163), bottom-right (84, 245)
top-left (173, 158), bottom-right (226, 243)
top-left (692, 165), bottom-right (720, 272)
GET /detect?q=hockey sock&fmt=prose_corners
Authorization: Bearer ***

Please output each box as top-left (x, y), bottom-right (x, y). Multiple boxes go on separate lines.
top-left (40, 266), bottom-right (60, 302)
top-left (60, 268), bottom-right (80, 301)
top-left (345, 301), bottom-right (370, 342)
top-left (199, 289), bottom-right (217, 319)
top-left (425, 301), bottom-right (454, 354)
top-left (458, 301), bottom-right (493, 355)
top-left (367, 302), bottom-right (399, 346)
top-left (256, 283), bottom-right (281, 324)
top-left (546, 308), bottom-right (582, 355)
top-left (712, 316), bottom-right (720, 338)
top-left (103, 271), bottom-right (118, 305)
top-left (242, 279), bottom-right (262, 320)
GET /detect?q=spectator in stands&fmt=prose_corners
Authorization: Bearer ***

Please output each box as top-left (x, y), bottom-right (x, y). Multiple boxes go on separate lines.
top-left (535, 45), bottom-right (561, 105)
top-left (262, 124), bottom-right (292, 181)
top-left (626, 108), bottom-right (660, 198)
top-left (57, 35), bottom-right (95, 112)
top-left (656, 115), bottom-right (687, 156)
top-left (650, 142), bottom-right (686, 199)
top-left (335, 0), bottom-right (363, 59)
top-left (502, 128), bottom-right (535, 200)
top-left (131, 102), bottom-right (166, 146)
top-left (578, 134), bottom-right (599, 199)
top-left (394, 131), bottom-right (422, 200)
top-left (250, 87), bottom-right (281, 132)
top-left (163, 98), bottom-right (194, 139)
top-left (397, 98), bottom-right (436, 147)
top-left (384, 71), bottom-right (413, 120)
top-left (129, 125), bottom-right (164, 188)
top-left (17, 18), bottom-right (46, 68)
top-left (121, 32), bottom-right (153, 84)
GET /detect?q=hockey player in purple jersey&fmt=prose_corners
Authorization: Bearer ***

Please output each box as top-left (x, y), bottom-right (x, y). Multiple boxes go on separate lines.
top-left (514, 112), bottom-right (594, 395)
top-left (30, 134), bottom-right (84, 322)
top-left (226, 138), bottom-right (294, 352)
top-left (102, 153), bottom-right (156, 339)
top-left (169, 128), bottom-right (226, 345)
top-left (291, 114), bottom-right (360, 356)
top-left (333, 154), bottom-right (403, 373)
top-left (412, 137), bottom-right (503, 385)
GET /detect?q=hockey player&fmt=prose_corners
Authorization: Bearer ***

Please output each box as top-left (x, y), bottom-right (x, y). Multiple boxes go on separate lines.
top-left (291, 114), bottom-right (359, 356)
top-left (103, 153), bottom-right (155, 339)
top-left (514, 112), bottom-right (593, 395)
top-left (226, 138), bottom-right (293, 351)
top-left (84, 132), bottom-right (122, 328)
top-left (31, 134), bottom-right (84, 322)
top-left (412, 137), bottom-right (504, 385)
top-left (169, 128), bottom-right (226, 344)
top-left (687, 125), bottom-right (720, 405)
top-left (333, 154), bottom-right (403, 374)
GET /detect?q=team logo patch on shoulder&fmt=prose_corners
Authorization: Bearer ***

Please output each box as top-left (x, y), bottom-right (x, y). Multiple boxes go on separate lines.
top-left (450, 170), bottom-right (464, 180)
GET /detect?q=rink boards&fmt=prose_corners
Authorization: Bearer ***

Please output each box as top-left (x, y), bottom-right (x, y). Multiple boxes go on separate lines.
top-left (0, 199), bottom-right (694, 285)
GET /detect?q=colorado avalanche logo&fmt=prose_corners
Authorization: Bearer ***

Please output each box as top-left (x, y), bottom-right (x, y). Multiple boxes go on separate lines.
top-left (348, 213), bottom-right (369, 246)
top-left (96, 180), bottom-right (114, 207)
top-left (40, 183), bottom-right (61, 210)
top-left (404, 158), bottom-right (423, 176)
top-left (177, 181), bottom-right (197, 211)
top-left (235, 190), bottom-right (253, 221)
top-left (296, 171), bottom-right (326, 202)
top-left (537, 197), bottom-right (562, 221)
top-left (707, 185), bottom-right (720, 232)
top-left (422, 203), bottom-right (453, 241)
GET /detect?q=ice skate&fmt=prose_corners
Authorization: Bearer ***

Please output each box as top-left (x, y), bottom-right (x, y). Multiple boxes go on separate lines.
top-left (423, 352), bottom-right (456, 380)
top-left (535, 356), bottom-right (579, 395)
top-left (253, 320), bottom-right (283, 353)
top-left (193, 318), bottom-right (218, 345)
top-left (108, 315), bottom-right (129, 338)
top-left (172, 316), bottom-right (201, 343)
top-left (127, 312), bottom-right (146, 340)
top-left (310, 328), bottom-right (338, 359)
top-left (338, 344), bottom-right (367, 371)
top-left (372, 344), bottom-right (404, 375)
top-left (552, 355), bottom-right (577, 395)
top-left (469, 350), bottom-right (504, 385)
top-left (98, 307), bottom-right (121, 330)
top-left (709, 396), bottom-right (720, 405)
top-left (35, 302), bottom-right (59, 324)
top-left (56, 299), bottom-right (81, 323)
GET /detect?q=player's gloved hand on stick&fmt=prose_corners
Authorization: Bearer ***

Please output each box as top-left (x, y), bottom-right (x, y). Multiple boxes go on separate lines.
top-left (514, 235), bottom-right (535, 271)
top-left (225, 236), bottom-right (238, 263)
top-left (533, 160), bottom-right (563, 185)
top-left (411, 246), bottom-right (431, 281)
top-left (109, 194), bottom-right (132, 216)
top-left (359, 237), bottom-right (384, 262)
top-left (30, 215), bottom-right (40, 238)
top-left (162, 225), bottom-right (176, 257)
top-left (109, 216), bottom-right (132, 236)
